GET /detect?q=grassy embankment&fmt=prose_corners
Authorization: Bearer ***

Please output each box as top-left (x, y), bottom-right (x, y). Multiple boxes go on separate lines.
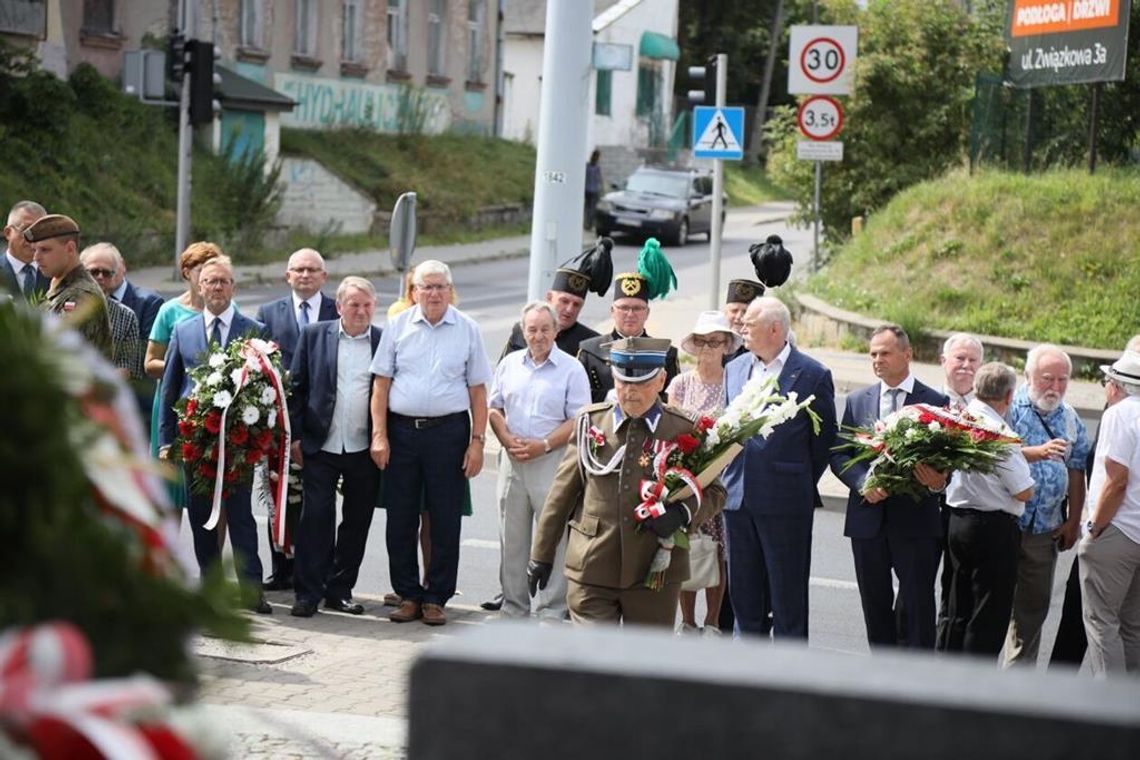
top-left (806, 168), bottom-right (1140, 351)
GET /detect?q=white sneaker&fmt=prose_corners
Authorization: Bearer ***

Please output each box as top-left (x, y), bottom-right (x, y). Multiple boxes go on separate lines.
top-left (676, 622), bottom-right (701, 636)
top-left (702, 625), bottom-right (722, 637)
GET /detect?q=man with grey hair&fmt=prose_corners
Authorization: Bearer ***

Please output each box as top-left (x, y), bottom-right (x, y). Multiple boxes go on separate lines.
top-left (942, 362), bottom-right (1035, 656)
top-left (1004, 344), bottom-right (1091, 667)
top-left (80, 245), bottom-right (142, 380)
top-left (1, 200), bottom-right (49, 300)
top-left (80, 241), bottom-right (164, 344)
top-left (722, 296), bottom-right (836, 639)
top-left (371, 259), bottom-right (493, 626)
top-left (489, 300), bottom-right (591, 619)
top-left (288, 276), bottom-right (383, 618)
top-left (1079, 351), bottom-right (1140, 675)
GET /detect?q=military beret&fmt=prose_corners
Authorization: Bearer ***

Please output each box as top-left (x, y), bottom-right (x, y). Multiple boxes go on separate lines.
top-left (23, 214), bottom-right (80, 243)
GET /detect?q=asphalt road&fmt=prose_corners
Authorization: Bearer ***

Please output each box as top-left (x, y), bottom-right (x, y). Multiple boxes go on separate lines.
top-left (168, 222), bottom-right (1078, 661)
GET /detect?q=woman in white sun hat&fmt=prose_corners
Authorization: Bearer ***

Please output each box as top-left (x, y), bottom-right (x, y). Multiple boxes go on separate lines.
top-left (666, 310), bottom-right (741, 636)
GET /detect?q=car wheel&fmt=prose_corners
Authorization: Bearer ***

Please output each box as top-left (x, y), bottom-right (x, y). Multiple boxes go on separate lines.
top-left (671, 218), bottom-right (689, 247)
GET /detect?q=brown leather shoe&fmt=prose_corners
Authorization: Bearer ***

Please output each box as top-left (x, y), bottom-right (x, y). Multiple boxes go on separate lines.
top-left (389, 600), bottom-right (422, 623)
top-left (422, 603), bottom-right (447, 626)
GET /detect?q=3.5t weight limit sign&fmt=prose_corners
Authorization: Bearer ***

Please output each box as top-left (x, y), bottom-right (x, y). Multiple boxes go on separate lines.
top-left (797, 96), bottom-right (843, 141)
top-left (788, 25), bottom-right (858, 95)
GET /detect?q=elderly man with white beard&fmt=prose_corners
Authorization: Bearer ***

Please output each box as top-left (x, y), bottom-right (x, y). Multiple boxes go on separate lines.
top-left (1003, 344), bottom-right (1092, 667)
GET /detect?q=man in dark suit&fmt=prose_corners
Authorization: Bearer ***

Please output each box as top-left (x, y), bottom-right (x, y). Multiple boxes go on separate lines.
top-left (722, 297), bottom-right (836, 639)
top-left (2, 200), bottom-right (49, 301)
top-left (288, 277), bottom-right (382, 617)
top-left (159, 255), bottom-right (272, 614)
top-left (255, 248), bottom-right (339, 590)
top-left (830, 325), bottom-right (950, 649)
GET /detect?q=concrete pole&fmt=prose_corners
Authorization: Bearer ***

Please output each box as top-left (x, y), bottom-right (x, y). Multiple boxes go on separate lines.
top-left (708, 53), bottom-right (727, 310)
top-left (526, 0), bottom-right (592, 302)
top-left (173, 0), bottom-right (194, 279)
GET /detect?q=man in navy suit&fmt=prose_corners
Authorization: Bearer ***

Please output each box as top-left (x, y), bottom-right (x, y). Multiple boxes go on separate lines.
top-left (830, 325), bottom-right (949, 649)
top-left (288, 276), bottom-right (383, 617)
top-left (159, 255), bottom-right (272, 614)
top-left (256, 248), bottom-right (339, 590)
top-left (723, 297), bottom-right (836, 639)
top-left (2, 200), bottom-right (50, 301)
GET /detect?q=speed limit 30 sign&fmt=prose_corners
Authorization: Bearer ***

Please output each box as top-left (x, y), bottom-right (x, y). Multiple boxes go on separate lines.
top-left (797, 96), bottom-right (843, 141)
top-left (788, 25), bottom-right (858, 95)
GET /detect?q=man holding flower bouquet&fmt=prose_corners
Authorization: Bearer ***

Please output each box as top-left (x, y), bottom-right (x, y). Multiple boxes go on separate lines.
top-left (830, 325), bottom-right (949, 649)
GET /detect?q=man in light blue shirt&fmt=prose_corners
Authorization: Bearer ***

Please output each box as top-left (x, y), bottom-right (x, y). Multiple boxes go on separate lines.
top-left (1004, 345), bottom-right (1091, 667)
top-left (370, 260), bottom-right (493, 626)
top-left (489, 301), bottom-right (590, 619)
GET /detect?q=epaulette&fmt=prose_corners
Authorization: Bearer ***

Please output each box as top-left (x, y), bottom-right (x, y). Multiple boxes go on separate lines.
top-left (580, 400), bottom-right (614, 415)
top-left (661, 404), bottom-right (700, 423)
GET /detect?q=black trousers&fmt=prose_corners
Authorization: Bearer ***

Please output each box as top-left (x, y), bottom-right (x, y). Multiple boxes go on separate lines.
top-left (852, 532), bottom-right (940, 649)
top-left (294, 450), bottom-right (380, 604)
top-left (1050, 557), bottom-right (1088, 667)
top-left (942, 508), bottom-right (1020, 656)
top-left (934, 499), bottom-right (954, 649)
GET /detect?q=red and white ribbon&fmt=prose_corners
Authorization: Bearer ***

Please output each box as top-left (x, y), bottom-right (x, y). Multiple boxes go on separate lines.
top-left (634, 479), bottom-right (669, 522)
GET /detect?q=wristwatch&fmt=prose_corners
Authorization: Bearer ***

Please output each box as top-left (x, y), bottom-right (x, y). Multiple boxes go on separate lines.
top-left (1086, 519), bottom-right (1101, 536)
top-left (543, 438), bottom-right (552, 454)
top-left (471, 433), bottom-right (486, 444)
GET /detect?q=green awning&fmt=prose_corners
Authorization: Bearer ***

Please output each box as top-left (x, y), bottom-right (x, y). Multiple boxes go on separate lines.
top-left (639, 32), bottom-right (679, 61)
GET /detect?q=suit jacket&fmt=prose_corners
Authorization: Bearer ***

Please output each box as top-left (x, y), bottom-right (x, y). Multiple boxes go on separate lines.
top-left (830, 380), bottom-right (949, 540)
top-left (118, 280), bottom-right (164, 342)
top-left (1, 254), bottom-right (50, 301)
top-left (532, 401), bottom-right (726, 589)
top-left (289, 320), bottom-right (382, 455)
top-left (255, 293), bottom-right (338, 369)
top-left (722, 345), bottom-right (837, 516)
top-left (578, 329), bottom-right (680, 404)
top-left (159, 310), bottom-right (268, 446)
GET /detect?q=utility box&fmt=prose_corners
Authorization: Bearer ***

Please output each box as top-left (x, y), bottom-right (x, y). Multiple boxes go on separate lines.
top-left (122, 50), bottom-right (167, 101)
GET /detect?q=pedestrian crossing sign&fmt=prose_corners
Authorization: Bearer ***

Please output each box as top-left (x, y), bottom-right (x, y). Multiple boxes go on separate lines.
top-left (692, 106), bottom-right (744, 160)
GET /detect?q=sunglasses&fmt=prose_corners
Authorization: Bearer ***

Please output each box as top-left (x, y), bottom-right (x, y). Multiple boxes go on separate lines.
top-left (86, 267), bottom-right (115, 278)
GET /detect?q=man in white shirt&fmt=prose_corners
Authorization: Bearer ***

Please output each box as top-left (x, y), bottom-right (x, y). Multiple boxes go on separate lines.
top-left (942, 362), bottom-right (1035, 657)
top-left (1080, 350), bottom-right (1140, 675)
top-left (490, 301), bottom-right (590, 619)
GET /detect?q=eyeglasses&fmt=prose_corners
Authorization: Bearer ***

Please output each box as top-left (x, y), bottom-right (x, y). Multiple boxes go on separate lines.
top-left (289, 266), bottom-right (324, 274)
top-left (86, 267), bottom-right (115, 278)
top-left (416, 283), bottom-right (451, 292)
top-left (692, 337), bottom-right (727, 349)
top-left (200, 278), bottom-right (233, 288)
top-left (613, 305), bottom-right (648, 314)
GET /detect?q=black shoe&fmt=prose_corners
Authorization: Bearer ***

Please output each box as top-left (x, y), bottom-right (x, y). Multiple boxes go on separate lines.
top-left (263, 576), bottom-right (293, 591)
top-left (480, 593), bottom-right (503, 611)
top-left (291, 599), bottom-right (319, 617)
top-left (324, 598), bottom-right (364, 615)
top-left (246, 595), bottom-right (273, 615)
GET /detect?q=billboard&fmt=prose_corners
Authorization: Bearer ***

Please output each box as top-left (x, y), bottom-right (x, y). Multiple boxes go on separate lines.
top-left (1007, 0), bottom-right (1132, 86)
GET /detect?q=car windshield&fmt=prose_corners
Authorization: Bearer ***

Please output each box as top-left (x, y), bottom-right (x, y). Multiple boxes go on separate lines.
top-left (625, 172), bottom-right (689, 198)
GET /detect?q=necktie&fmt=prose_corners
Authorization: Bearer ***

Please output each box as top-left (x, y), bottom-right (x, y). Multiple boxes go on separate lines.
top-left (21, 266), bottom-right (35, 298)
top-left (299, 300), bottom-right (311, 327)
top-left (888, 388), bottom-right (903, 413)
top-left (210, 318), bottom-right (223, 347)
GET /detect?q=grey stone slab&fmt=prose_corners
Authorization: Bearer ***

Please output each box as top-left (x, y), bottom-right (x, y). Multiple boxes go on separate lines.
top-left (191, 635), bottom-right (312, 665)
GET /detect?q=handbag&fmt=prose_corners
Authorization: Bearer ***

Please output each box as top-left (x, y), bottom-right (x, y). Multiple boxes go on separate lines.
top-left (681, 533), bottom-right (720, 591)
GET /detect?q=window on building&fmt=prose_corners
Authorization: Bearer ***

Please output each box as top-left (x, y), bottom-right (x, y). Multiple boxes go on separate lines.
top-left (635, 64), bottom-right (658, 117)
top-left (467, 0), bottom-right (484, 82)
top-left (428, 0), bottom-right (447, 76)
top-left (343, 0), bottom-right (363, 61)
top-left (295, 0), bottom-right (318, 56)
top-left (595, 69), bottom-right (612, 116)
top-left (82, 0), bottom-right (115, 33)
top-left (239, 0), bottom-right (263, 48)
top-left (387, 0), bottom-right (408, 71)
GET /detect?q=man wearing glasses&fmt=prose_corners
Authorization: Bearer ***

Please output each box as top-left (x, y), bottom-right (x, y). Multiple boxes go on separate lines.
top-left (256, 248), bottom-right (339, 592)
top-left (80, 243), bottom-right (146, 382)
top-left (370, 260), bottom-right (493, 626)
top-left (1, 200), bottom-right (49, 301)
top-left (577, 272), bottom-right (679, 403)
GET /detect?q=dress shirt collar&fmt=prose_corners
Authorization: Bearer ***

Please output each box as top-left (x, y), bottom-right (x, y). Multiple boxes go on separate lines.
top-left (293, 291), bottom-right (320, 313)
top-left (752, 341), bottom-right (791, 373)
top-left (524, 346), bottom-right (561, 369)
top-left (613, 402), bottom-right (662, 433)
top-left (944, 386), bottom-right (975, 409)
top-left (5, 250), bottom-right (33, 275)
top-left (967, 397), bottom-right (1016, 434)
top-left (110, 280), bottom-right (128, 301)
top-left (410, 303), bottom-right (457, 327)
top-left (337, 321), bottom-right (371, 340)
top-left (881, 373), bottom-right (916, 398)
top-left (204, 303), bottom-right (235, 330)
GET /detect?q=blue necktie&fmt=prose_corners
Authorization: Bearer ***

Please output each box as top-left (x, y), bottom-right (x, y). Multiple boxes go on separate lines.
top-left (21, 266), bottom-right (35, 298)
top-left (299, 300), bottom-right (311, 327)
top-left (210, 318), bottom-right (223, 347)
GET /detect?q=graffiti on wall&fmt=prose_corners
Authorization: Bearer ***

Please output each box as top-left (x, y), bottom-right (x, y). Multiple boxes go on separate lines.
top-left (275, 73), bottom-right (451, 133)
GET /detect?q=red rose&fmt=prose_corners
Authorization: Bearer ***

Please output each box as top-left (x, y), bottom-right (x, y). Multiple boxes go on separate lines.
top-left (697, 416), bottom-right (715, 432)
top-left (917, 411), bottom-right (935, 424)
top-left (180, 443), bottom-right (201, 461)
top-left (204, 410), bottom-right (222, 434)
top-left (224, 468), bottom-right (240, 483)
top-left (245, 448), bottom-right (264, 464)
top-left (185, 399), bottom-right (198, 416)
top-left (675, 433), bottom-right (700, 454)
top-left (178, 420), bottom-right (195, 437)
top-left (198, 462), bottom-right (216, 479)
top-left (257, 430), bottom-right (275, 451)
top-left (230, 425), bottom-right (250, 445)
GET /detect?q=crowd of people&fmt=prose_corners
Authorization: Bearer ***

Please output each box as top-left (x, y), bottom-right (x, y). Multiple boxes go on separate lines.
top-left (5, 198), bottom-right (1138, 677)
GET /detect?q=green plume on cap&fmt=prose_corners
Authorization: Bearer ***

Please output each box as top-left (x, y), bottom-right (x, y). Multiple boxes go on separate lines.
top-left (636, 238), bottom-right (677, 300)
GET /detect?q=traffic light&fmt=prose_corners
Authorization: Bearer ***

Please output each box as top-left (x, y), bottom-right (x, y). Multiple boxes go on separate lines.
top-left (686, 56), bottom-right (718, 105)
top-left (185, 40), bottom-right (221, 125)
top-left (166, 32), bottom-right (186, 83)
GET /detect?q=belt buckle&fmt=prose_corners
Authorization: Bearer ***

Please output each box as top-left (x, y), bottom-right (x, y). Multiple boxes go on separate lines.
top-left (413, 418), bottom-right (429, 430)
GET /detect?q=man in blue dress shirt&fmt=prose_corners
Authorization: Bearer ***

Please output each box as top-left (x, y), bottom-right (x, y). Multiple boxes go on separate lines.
top-left (369, 260), bottom-right (493, 627)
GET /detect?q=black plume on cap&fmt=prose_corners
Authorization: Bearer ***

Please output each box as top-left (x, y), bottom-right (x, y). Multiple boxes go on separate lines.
top-left (560, 236), bottom-right (614, 297)
top-left (749, 234), bottom-right (792, 288)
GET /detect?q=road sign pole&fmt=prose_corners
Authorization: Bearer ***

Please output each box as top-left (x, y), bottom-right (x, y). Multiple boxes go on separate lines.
top-left (812, 160), bottom-right (821, 271)
top-left (709, 53), bottom-right (727, 310)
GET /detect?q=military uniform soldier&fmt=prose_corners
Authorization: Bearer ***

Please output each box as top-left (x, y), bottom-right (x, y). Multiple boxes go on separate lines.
top-left (528, 338), bottom-right (726, 626)
top-left (26, 214), bottom-right (112, 358)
